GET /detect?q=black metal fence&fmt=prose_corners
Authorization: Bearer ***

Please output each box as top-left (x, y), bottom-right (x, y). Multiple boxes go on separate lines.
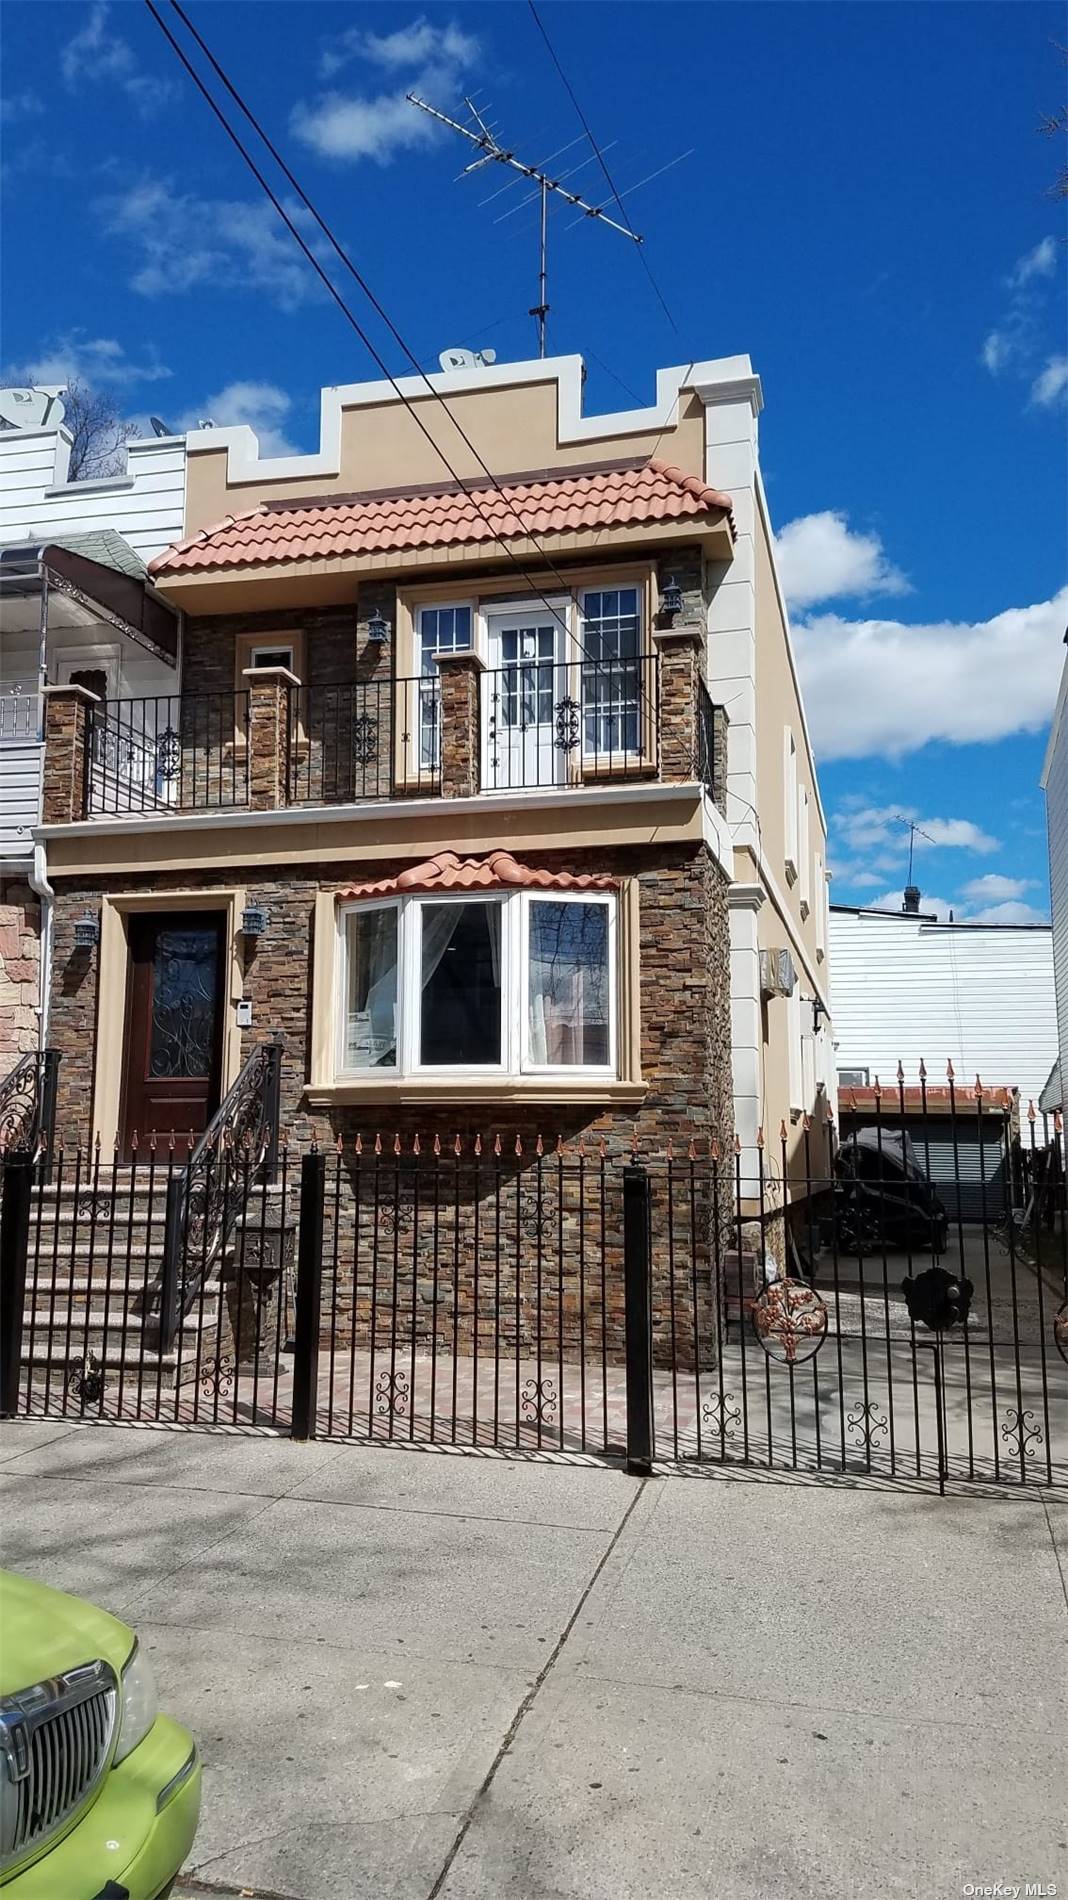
top-left (2, 1115), bottom-right (1065, 1491)
top-left (86, 692), bottom-right (249, 814)
top-left (286, 677), bottom-right (439, 805)
top-left (480, 654), bottom-right (659, 791)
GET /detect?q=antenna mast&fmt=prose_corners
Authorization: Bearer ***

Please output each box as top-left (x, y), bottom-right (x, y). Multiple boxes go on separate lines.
top-left (407, 93), bottom-right (643, 357)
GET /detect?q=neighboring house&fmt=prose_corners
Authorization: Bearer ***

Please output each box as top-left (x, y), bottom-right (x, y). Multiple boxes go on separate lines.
top-left (30, 351), bottom-right (831, 1216)
top-left (0, 398), bottom-right (185, 1065)
top-left (829, 896), bottom-right (1056, 1217)
top-left (1040, 644), bottom-right (1068, 1114)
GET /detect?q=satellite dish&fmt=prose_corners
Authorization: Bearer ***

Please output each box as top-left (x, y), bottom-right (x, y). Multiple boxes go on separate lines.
top-left (149, 416), bottom-right (174, 438)
top-left (437, 347), bottom-right (498, 373)
top-left (0, 387), bottom-right (66, 431)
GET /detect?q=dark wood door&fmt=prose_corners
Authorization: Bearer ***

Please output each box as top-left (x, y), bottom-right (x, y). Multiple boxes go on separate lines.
top-left (121, 913), bottom-right (226, 1154)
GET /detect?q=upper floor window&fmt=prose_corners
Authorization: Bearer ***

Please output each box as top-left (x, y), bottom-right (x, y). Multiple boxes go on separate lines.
top-left (339, 889), bottom-right (616, 1078)
top-left (416, 604), bottom-right (473, 768)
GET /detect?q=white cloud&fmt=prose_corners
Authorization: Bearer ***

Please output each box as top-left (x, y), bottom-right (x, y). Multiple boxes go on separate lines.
top-left (835, 806), bottom-right (999, 858)
top-left (968, 899), bottom-right (1048, 924)
top-left (294, 15), bottom-right (480, 164)
top-left (774, 512), bottom-right (909, 611)
top-left (794, 587), bottom-right (1068, 761)
top-left (175, 383), bottom-right (296, 458)
top-left (959, 873), bottom-right (1038, 903)
top-left (1009, 237), bottom-right (1057, 287)
top-left (981, 331), bottom-right (1011, 373)
top-left (60, 1), bottom-right (175, 117)
top-left (868, 890), bottom-right (957, 921)
top-left (1031, 354), bottom-right (1068, 409)
top-left (7, 331), bottom-right (172, 389)
top-left (99, 178), bottom-right (322, 311)
top-left (0, 90), bottom-right (43, 123)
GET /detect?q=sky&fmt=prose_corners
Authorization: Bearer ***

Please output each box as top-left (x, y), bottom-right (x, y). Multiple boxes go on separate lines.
top-left (2, 0), bottom-right (1066, 922)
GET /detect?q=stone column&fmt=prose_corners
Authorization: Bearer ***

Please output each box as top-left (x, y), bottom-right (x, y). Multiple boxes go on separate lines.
top-left (41, 684), bottom-right (97, 824)
top-left (434, 649), bottom-right (484, 798)
top-left (652, 626), bottom-right (705, 783)
top-left (712, 702), bottom-right (730, 813)
top-left (242, 665), bottom-right (300, 810)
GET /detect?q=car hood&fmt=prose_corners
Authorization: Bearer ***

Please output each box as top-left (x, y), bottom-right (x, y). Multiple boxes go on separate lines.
top-left (0, 1569), bottom-right (133, 1697)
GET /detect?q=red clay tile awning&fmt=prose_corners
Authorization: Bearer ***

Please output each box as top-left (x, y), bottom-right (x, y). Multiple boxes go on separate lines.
top-left (338, 851), bottom-right (618, 902)
top-left (150, 459), bottom-right (733, 577)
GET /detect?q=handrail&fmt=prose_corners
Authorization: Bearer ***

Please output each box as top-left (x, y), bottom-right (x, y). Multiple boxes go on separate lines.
top-left (0, 1050), bottom-right (60, 1174)
top-left (156, 1036), bottom-right (282, 1352)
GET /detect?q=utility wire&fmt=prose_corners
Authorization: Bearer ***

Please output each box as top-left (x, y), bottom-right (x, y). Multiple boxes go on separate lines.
top-left (147, 0), bottom-right (655, 701)
top-left (526, 0), bottom-right (681, 337)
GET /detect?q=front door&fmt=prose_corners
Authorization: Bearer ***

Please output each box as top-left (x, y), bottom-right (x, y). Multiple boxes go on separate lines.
top-left (121, 913), bottom-right (226, 1154)
top-left (484, 605), bottom-right (568, 790)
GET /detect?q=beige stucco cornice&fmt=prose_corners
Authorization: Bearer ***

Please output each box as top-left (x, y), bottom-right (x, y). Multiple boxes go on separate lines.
top-left (38, 781), bottom-right (730, 880)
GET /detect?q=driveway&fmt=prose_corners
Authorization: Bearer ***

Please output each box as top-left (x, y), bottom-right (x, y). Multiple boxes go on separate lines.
top-left (2, 1417), bottom-right (1066, 1899)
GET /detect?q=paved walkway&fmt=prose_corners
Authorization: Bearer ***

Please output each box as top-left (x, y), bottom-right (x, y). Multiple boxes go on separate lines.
top-left (2, 1418), bottom-right (1066, 1899)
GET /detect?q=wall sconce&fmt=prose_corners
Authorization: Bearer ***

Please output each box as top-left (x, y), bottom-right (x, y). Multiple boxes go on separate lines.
top-left (659, 576), bottom-right (683, 625)
top-left (73, 912), bottom-right (99, 950)
top-left (241, 904), bottom-right (269, 940)
top-left (366, 607), bottom-right (390, 645)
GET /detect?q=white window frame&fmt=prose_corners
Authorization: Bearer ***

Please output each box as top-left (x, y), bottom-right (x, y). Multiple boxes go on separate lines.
top-left (55, 643), bottom-right (122, 699)
top-left (798, 785), bottom-right (811, 916)
top-left (520, 889), bottom-right (617, 1078)
top-left (783, 728), bottom-right (798, 885)
top-left (335, 888), bottom-right (618, 1082)
top-left (248, 641), bottom-right (296, 673)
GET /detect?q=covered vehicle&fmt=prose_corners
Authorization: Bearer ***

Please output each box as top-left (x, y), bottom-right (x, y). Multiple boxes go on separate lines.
top-left (833, 1127), bottom-right (949, 1256)
top-left (0, 1569), bottom-right (200, 1897)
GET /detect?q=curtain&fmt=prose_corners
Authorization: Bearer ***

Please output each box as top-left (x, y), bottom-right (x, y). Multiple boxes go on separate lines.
top-left (528, 903), bottom-right (608, 1067)
top-left (420, 904), bottom-right (465, 991)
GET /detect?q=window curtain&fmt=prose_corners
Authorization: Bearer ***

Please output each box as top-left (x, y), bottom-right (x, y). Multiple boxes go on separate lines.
top-left (420, 903), bottom-right (501, 993)
top-left (528, 905), bottom-right (607, 1066)
top-left (347, 909), bottom-right (398, 1067)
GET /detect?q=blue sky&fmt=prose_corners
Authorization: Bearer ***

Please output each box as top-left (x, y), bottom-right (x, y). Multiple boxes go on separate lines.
top-left (3, 1), bottom-right (1066, 918)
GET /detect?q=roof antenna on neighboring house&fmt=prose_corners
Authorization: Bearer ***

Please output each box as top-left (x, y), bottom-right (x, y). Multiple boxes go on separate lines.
top-left (895, 814), bottom-right (937, 914)
top-left (406, 92), bottom-right (647, 359)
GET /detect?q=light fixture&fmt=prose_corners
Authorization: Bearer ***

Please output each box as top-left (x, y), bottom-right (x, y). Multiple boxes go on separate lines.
top-left (812, 996), bottom-right (829, 1035)
top-left (73, 912), bottom-right (99, 950)
top-left (659, 576), bottom-right (683, 624)
top-left (366, 607), bottom-right (390, 645)
top-left (241, 904), bottom-right (269, 940)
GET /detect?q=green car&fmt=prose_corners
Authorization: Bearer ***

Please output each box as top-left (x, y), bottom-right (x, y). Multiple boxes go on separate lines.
top-left (0, 1570), bottom-right (200, 1897)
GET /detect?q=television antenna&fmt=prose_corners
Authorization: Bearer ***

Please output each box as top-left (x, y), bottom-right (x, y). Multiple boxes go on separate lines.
top-left (407, 93), bottom-right (643, 358)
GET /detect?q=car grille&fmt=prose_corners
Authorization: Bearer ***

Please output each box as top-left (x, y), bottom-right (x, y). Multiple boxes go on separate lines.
top-left (1, 1660), bottom-right (118, 1871)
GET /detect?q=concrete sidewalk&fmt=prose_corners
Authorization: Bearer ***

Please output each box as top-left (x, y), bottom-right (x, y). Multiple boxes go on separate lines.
top-left (2, 1419), bottom-right (1065, 1900)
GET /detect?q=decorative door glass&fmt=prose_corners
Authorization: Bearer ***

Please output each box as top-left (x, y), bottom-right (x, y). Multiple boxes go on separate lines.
top-left (149, 928), bottom-right (220, 1078)
top-left (485, 612), bottom-right (565, 789)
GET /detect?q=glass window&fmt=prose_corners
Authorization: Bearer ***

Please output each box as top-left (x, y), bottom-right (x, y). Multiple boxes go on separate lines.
top-left (419, 901), bottom-right (502, 1066)
top-left (343, 905), bottom-right (398, 1069)
top-left (580, 588), bottom-right (642, 759)
top-left (417, 606), bottom-right (472, 768)
top-left (527, 900), bottom-right (610, 1067)
top-left (150, 928), bottom-right (219, 1078)
top-left (251, 647), bottom-right (294, 671)
top-left (499, 624), bottom-right (556, 728)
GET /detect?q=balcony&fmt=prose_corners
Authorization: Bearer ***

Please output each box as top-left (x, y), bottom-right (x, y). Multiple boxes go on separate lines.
top-left (40, 640), bottom-right (727, 827)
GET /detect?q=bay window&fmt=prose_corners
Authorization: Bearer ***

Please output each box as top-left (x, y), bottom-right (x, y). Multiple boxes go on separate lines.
top-left (337, 890), bottom-right (617, 1078)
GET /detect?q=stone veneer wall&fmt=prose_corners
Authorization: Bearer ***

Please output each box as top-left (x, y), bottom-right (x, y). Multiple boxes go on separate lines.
top-left (47, 842), bottom-right (733, 1367)
top-left (0, 882), bottom-right (40, 1064)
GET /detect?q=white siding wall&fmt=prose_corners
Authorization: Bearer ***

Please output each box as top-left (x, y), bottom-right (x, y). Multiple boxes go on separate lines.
top-left (828, 909), bottom-right (1056, 1111)
top-left (0, 429), bottom-right (186, 563)
top-left (1043, 666), bottom-right (1068, 1103)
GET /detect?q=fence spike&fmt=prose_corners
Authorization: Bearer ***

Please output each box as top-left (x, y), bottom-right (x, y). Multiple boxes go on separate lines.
top-left (493, 1132), bottom-right (502, 1156)
top-left (167, 1129), bottom-right (175, 1153)
top-left (666, 1137), bottom-right (675, 1161)
top-left (535, 1133), bottom-right (544, 1156)
top-left (433, 1133), bottom-right (441, 1156)
top-left (688, 1137), bottom-right (697, 1162)
top-left (779, 1120), bottom-right (788, 1144)
top-left (1028, 1100), bottom-right (1036, 1123)
top-left (374, 1132), bottom-right (382, 1155)
top-left (598, 1136), bottom-right (607, 1160)
top-left (733, 1133), bottom-right (742, 1156)
top-left (802, 1112), bottom-right (811, 1133)
top-left (975, 1074), bottom-right (983, 1101)
top-left (946, 1059), bottom-right (955, 1081)
top-left (918, 1057), bottom-right (927, 1080)
top-left (454, 1132), bottom-right (463, 1156)
top-left (873, 1076), bottom-right (882, 1101)
top-left (555, 1132), bottom-right (564, 1156)
top-left (896, 1060), bottom-right (905, 1084)
top-left (514, 1134), bottom-right (523, 1157)
top-left (1056, 1110), bottom-right (1064, 1135)
top-left (756, 1126), bottom-right (765, 1150)
top-left (393, 1133), bottom-right (402, 1156)
top-left (413, 1131), bottom-right (421, 1155)
top-left (335, 1133), bottom-right (343, 1154)
top-left (474, 1132), bottom-right (482, 1156)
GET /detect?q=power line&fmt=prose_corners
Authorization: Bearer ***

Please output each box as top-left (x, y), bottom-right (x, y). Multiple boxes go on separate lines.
top-left (526, 0), bottom-right (682, 337)
top-left (144, 0), bottom-right (653, 701)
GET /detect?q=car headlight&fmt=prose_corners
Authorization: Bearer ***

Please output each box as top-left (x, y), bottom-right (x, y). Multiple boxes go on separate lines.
top-left (113, 1640), bottom-right (159, 1765)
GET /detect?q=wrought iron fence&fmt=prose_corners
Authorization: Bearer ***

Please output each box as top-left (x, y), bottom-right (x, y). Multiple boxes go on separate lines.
top-left (86, 693), bottom-right (249, 814)
top-left (2, 1099), bottom-right (1065, 1490)
top-left (481, 654), bottom-right (659, 791)
top-left (0, 1050), bottom-right (59, 1165)
top-left (285, 676), bottom-right (438, 804)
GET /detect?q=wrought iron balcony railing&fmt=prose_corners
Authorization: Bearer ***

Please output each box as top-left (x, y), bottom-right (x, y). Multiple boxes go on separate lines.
top-left (481, 653), bottom-right (659, 792)
top-left (86, 692), bottom-right (249, 815)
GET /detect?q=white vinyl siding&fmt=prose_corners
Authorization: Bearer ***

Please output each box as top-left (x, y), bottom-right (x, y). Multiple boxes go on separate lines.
top-left (0, 432), bottom-right (186, 565)
top-left (828, 909), bottom-right (1056, 1111)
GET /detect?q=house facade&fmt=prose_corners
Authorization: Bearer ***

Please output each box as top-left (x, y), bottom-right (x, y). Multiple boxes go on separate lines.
top-left (30, 353), bottom-right (830, 1221)
top-left (0, 398), bottom-right (186, 1070)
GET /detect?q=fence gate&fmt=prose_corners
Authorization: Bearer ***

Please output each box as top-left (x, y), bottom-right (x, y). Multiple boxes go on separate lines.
top-left (2, 1129), bottom-right (1066, 1491)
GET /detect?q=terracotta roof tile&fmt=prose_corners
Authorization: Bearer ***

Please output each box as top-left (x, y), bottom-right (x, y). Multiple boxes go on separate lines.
top-left (338, 850), bottom-right (618, 902)
top-left (150, 459), bottom-right (733, 577)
